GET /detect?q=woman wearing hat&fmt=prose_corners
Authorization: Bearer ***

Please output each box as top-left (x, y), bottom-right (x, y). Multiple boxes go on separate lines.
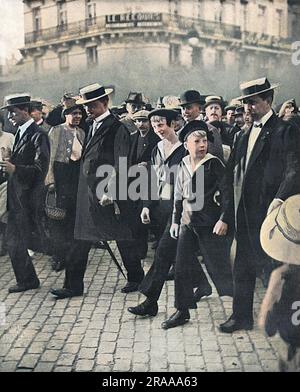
top-left (161, 121), bottom-right (233, 329)
top-left (45, 103), bottom-right (85, 272)
top-left (259, 195), bottom-right (300, 371)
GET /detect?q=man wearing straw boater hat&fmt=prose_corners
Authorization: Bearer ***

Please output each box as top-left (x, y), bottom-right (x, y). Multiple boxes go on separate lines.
top-left (219, 77), bottom-right (300, 333)
top-left (0, 93), bottom-right (50, 293)
top-left (259, 195), bottom-right (300, 371)
top-left (50, 83), bottom-right (144, 299)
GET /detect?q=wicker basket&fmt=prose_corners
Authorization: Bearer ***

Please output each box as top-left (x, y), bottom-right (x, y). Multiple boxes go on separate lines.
top-left (45, 186), bottom-right (66, 221)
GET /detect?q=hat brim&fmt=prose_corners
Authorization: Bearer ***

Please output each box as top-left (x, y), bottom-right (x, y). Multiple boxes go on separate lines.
top-left (0, 101), bottom-right (32, 111)
top-left (179, 100), bottom-right (204, 107)
top-left (234, 84), bottom-right (280, 102)
top-left (260, 205), bottom-right (300, 265)
top-left (76, 88), bottom-right (113, 105)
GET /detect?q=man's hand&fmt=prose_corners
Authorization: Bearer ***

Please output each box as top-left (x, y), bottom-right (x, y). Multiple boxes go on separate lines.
top-left (140, 207), bottom-right (150, 224)
top-left (0, 159), bottom-right (16, 174)
top-left (213, 220), bottom-right (228, 236)
top-left (267, 199), bottom-right (283, 216)
top-left (99, 194), bottom-right (113, 207)
top-left (170, 223), bottom-right (179, 239)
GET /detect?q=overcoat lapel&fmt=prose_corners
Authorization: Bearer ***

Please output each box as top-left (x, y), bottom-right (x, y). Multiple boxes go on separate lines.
top-left (83, 115), bottom-right (113, 158)
top-left (11, 124), bottom-right (35, 156)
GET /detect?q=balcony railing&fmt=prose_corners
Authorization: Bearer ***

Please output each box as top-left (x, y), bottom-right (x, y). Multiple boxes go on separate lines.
top-left (24, 12), bottom-right (290, 50)
top-left (24, 13), bottom-right (242, 45)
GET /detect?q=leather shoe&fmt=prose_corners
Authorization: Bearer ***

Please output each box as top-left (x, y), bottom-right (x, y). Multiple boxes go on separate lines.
top-left (50, 288), bottom-right (83, 299)
top-left (219, 316), bottom-right (253, 333)
top-left (8, 280), bottom-right (40, 293)
top-left (121, 282), bottom-right (140, 293)
top-left (161, 310), bottom-right (190, 329)
top-left (128, 300), bottom-right (158, 317)
top-left (194, 286), bottom-right (212, 302)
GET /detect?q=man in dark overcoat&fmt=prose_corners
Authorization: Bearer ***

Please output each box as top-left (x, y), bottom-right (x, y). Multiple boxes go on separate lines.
top-left (220, 77), bottom-right (300, 333)
top-left (0, 94), bottom-right (50, 293)
top-left (50, 83), bottom-right (144, 299)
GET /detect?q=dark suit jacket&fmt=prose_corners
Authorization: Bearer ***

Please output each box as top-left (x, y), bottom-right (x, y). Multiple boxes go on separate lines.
top-left (8, 122), bottom-right (50, 212)
top-left (7, 122), bottom-right (50, 250)
top-left (224, 112), bottom-right (300, 265)
top-left (129, 130), bottom-right (160, 165)
top-left (74, 113), bottom-right (135, 242)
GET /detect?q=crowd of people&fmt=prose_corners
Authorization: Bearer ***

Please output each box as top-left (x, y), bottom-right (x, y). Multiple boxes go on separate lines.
top-left (0, 76), bottom-right (300, 371)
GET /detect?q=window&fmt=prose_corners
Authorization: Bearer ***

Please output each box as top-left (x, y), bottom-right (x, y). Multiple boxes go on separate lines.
top-left (33, 7), bottom-right (41, 32)
top-left (86, 0), bottom-right (96, 25)
top-left (34, 57), bottom-right (42, 73)
top-left (86, 46), bottom-right (98, 67)
top-left (258, 5), bottom-right (267, 34)
top-left (169, 43), bottom-right (180, 65)
top-left (215, 50), bottom-right (224, 68)
top-left (169, 0), bottom-right (180, 16)
top-left (275, 9), bottom-right (283, 37)
top-left (192, 47), bottom-right (202, 67)
top-left (59, 51), bottom-right (69, 71)
top-left (58, 1), bottom-right (68, 31)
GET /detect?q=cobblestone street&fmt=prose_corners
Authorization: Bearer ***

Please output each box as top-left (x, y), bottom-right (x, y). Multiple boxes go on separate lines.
top-left (0, 245), bottom-right (285, 372)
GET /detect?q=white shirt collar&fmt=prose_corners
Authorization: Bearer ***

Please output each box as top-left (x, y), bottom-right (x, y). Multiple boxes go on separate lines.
top-left (254, 109), bottom-right (273, 128)
top-left (94, 110), bottom-right (110, 124)
top-left (18, 118), bottom-right (34, 138)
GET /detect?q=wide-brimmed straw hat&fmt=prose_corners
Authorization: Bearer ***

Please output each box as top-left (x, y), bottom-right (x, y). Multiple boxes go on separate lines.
top-left (235, 77), bottom-right (279, 101)
top-left (260, 195), bottom-right (300, 265)
top-left (76, 83), bottom-right (113, 105)
top-left (0, 93), bottom-right (31, 110)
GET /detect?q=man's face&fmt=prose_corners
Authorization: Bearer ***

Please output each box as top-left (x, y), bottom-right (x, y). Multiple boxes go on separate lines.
top-left (244, 95), bottom-right (271, 122)
top-left (235, 114), bottom-right (245, 128)
top-left (8, 106), bottom-right (29, 126)
top-left (205, 104), bottom-right (222, 122)
top-left (66, 109), bottom-right (82, 127)
top-left (31, 109), bottom-right (43, 123)
top-left (133, 118), bottom-right (150, 133)
top-left (84, 99), bottom-right (107, 120)
top-left (181, 103), bottom-right (201, 122)
top-left (126, 103), bottom-right (144, 117)
top-left (151, 118), bottom-right (174, 140)
top-left (185, 134), bottom-right (208, 159)
top-left (244, 110), bottom-right (253, 126)
top-left (284, 104), bottom-right (295, 117)
top-left (226, 110), bottom-right (235, 125)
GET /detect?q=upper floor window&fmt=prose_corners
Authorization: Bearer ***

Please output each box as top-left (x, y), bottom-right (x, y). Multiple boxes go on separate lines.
top-left (258, 5), bottom-right (267, 34)
top-left (86, 46), bottom-right (98, 67)
top-left (58, 1), bottom-right (68, 31)
top-left (275, 9), bottom-right (283, 37)
top-left (86, 0), bottom-right (96, 25)
top-left (59, 51), bottom-right (69, 71)
top-left (33, 7), bottom-right (41, 32)
top-left (169, 43), bottom-right (180, 65)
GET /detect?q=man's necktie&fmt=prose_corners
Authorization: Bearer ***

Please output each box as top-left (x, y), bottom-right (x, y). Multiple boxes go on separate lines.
top-left (13, 129), bottom-right (21, 150)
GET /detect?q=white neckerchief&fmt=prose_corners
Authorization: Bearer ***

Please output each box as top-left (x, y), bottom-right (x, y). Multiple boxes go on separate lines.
top-left (157, 139), bottom-right (182, 160)
top-left (182, 153), bottom-right (222, 178)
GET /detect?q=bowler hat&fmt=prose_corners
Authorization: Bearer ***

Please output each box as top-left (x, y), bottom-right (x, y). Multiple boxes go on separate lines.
top-left (179, 90), bottom-right (205, 107)
top-left (235, 77), bottom-right (279, 101)
top-left (1, 93), bottom-right (31, 110)
top-left (76, 83), bottom-right (113, 105)
top-left (125, 92), bottom-right (147, 105)
top-left (178, 120), bottom-right (209, 143)
top-left (260, 195), bottom-right (300, 265)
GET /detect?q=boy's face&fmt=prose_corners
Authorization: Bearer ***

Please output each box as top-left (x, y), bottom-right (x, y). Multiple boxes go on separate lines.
top-left (185, 134), bottom-right (208, 158)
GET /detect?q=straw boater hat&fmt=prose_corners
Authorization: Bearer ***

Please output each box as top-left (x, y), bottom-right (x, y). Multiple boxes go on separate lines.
top-left (235, 77), bottom-right (279, 101)
top-left (76, 83), bottom-right (113, 105)
top-left (260, 194), bottom-right (300, 265)
top-left (0, 93), bottom-right (32, 110)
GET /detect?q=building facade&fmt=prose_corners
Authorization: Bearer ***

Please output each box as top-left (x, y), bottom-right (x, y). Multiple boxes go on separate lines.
top-left (20, 0), bottom-right (293, 77)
